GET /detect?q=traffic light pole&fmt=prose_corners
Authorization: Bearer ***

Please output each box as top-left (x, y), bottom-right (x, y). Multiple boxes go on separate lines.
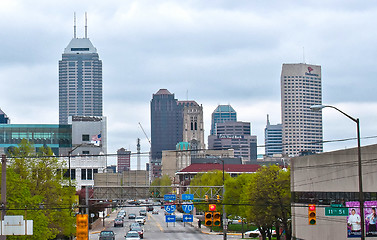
top-left (221, 159), bottom-right (227, 240)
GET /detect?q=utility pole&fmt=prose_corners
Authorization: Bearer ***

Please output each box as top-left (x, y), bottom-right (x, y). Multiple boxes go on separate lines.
top-left (1, 155), bottom-right (7, 240)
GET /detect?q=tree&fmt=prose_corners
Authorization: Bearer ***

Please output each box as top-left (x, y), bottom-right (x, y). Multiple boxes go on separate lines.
top-left (190, 170), bottom-right (230, 213)
top-left (241, 165), bottom-right (291, 240)
top-left (2, 139), bottom-right (76, 240)
top-left (150, 174), bottom-right (172, 197)
top-left (224, 173), bottom-right (253, 219)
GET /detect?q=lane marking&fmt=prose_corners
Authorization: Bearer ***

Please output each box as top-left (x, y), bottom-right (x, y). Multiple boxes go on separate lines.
top-left (150, 214), bottom-right (164, 232)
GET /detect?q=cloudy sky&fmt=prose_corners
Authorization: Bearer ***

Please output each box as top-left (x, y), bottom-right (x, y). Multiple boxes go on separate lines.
top-left (1, 0), bottom-right (377, 168)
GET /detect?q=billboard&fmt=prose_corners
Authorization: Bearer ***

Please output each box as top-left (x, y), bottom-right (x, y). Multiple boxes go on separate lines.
top-left (346, 201), bottom-right (377, 238)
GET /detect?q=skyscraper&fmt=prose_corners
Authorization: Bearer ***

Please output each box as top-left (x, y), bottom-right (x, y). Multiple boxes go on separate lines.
top-left (264, 115), bottom-right (282, 157)
top-left (150, 89), bottom-right (183, 179)
top-left (280, 63), bottom-right (323, 156)
top-left (59, 15), bottom-right (102, 124)
top-left (210, 105), bottom-right (237, 135)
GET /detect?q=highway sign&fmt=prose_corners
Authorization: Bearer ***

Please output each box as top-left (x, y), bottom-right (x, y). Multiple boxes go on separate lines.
top-left (164, 204), bottom-right (177, 214)
top-left (165, 215), bottom-right (176, 223)
top-left (181, 194), bottom-right (194, 201)
top-left (182, 204), bottom-right (194, 213)
top-left (164, 194), bottom-right (176, 201)
top-left (325, 207), bottom-right (348, 216)
top-left (183, 214), bottom-right (193, 222)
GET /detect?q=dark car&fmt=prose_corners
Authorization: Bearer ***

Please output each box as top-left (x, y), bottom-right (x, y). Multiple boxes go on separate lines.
top-left (114, 217), bottom-right (124, 227)
top-left (99, 230), bottom-right (115, 240)
top-left (147, 205), bottom-right (153, 212)
top-left (128, 213), bottom-right (136, 219)
top-left (139, 210), bottom-right (147, 216)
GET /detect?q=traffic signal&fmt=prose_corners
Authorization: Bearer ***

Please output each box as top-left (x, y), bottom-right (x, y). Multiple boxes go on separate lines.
top-left (213, 212), bottom-right (221, 226)
top-left (209, 204), bottom-right (216, 211)
top-left (217, 195), bottom-right (220, 202)
top-left (205, 195), bottom-right (208, 202)
top-left (76, 214), bottom-right (88, 240)
top-left (205, 212), bottom-right (213, 226)
top-left (308, 204), bottom-right (316, 225)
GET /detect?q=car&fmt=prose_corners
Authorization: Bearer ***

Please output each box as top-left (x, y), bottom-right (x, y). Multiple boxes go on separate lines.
top-left (130, 225), bottom-right (144, 238)
top-left (152, 209), bottom-right (159, 214)
top-left (128, 213), bottom-right (136, 219)
top-left (99, 230), bottom-right (115, 240)
top-left (135, 216), bottom-right (146, 225)
top-left (146, 205), bottom-right (154, 212)
top-left (125, 231), bottom-right (141, 240)
top-left (114, 217), bottom-right (124, 227)
top-left (175, 214), bottom-right (183, 222)
top-left (244, 229), bottom-right (276, 238)
top-left (139, 210), bottom-right (147, 216)
top-left (129, 222), bottom-right (140, 230)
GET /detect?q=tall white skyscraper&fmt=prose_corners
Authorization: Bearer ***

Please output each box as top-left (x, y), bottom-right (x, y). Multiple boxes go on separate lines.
top-left (59, 15), bottom-right (102, 124)
top-left (281, 63), bottom-right (323, 156)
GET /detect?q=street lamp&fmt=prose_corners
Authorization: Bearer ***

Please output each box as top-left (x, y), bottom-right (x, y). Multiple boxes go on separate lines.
top-left (216, 158), bottom-right (227, 240)
top-left (310, 104), bottom-right (364, 239)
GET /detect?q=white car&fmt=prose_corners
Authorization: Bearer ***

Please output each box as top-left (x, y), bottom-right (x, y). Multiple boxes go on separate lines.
top-left (244, 229), bottom-right (276, 237)
top-left (135, 216), bottom-right (146, 225)
top-left (125, 231), bottom-right (141, 240)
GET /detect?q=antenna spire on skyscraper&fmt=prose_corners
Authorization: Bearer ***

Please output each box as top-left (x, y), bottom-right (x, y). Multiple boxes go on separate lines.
top-left (74, 12), bottom-right (76, 38)
top-left (85, 12), bottom-right (88, 38)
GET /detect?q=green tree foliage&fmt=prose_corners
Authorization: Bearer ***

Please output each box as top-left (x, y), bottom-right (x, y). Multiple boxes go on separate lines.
top-left (2, 139), bottom-right (76, 240)
top-left (224, 173), bottom-right (253, 219)
top-left (189, 170), bottom-right (230, 213)
top-left (150, 174), bottom-right (172, 197)
top-left (241, 165), bottom-right (291, 240)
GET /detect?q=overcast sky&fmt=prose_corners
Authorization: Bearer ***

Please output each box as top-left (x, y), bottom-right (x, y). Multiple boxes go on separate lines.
top-left (1, 0), bottom-right (377, 168)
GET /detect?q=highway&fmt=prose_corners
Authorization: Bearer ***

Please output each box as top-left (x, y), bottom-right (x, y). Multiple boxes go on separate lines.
top-left (89, 204), bottom-right (239, 240)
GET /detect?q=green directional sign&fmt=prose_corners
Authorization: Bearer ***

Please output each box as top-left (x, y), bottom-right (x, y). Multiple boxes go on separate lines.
top-left (325, 207), bottom-right (348, 216)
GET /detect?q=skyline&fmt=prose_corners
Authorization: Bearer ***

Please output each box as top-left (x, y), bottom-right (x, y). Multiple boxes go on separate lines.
top-left (1, 1), bottom-right (377, 168)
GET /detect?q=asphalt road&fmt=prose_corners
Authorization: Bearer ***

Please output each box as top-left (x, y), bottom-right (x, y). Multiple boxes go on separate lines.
top-left (89, 204), bottom-right (238, 240)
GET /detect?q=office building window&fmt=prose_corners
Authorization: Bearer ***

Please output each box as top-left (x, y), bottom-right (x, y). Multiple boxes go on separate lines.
top-left (82, 134), bottom-right (89, 141)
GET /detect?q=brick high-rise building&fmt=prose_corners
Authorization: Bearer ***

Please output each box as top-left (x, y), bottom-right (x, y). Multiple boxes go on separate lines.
top-left (117, 148), bottom-right (131, 172)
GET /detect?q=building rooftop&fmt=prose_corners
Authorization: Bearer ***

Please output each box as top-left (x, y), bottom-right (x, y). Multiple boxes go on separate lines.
top-left (64, 38), bottom-right (97, 54)
top-left (213, 105), bottom-right (236, 113)
top-left (154, 89), bottom-right (172, 95)
top-left (177, 163), bottom-right (261, 174)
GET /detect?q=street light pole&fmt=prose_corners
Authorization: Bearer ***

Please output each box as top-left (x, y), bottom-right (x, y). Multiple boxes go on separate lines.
top-left (217, 159), bottom-right (227, 240)
top-left (310, 105), bottom-right (364, 240)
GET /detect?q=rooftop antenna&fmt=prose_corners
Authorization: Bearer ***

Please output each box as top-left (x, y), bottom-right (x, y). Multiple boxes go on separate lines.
top-left (303, 46), bottom-right (306, 64)
top-left (73, 12), bottom-right (76, 38)
top-left (85, 12), bottom-right (88, 38)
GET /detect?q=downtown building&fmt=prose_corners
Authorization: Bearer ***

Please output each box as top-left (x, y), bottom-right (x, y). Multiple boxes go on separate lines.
top-left (281, 63), bottom-right (323, 156)
top-left (150, 89), bottom-right (204, 180)
top-left (264, 114), bottom-right (283, 157)
top-left (59, 25), bottom-right (103, 124)
top-left (208, 121), bottom-right (257, 163)
top-left (117, 147), bottom-right (131, 172)
top-left (210, 105), bottom-right (237, 135)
